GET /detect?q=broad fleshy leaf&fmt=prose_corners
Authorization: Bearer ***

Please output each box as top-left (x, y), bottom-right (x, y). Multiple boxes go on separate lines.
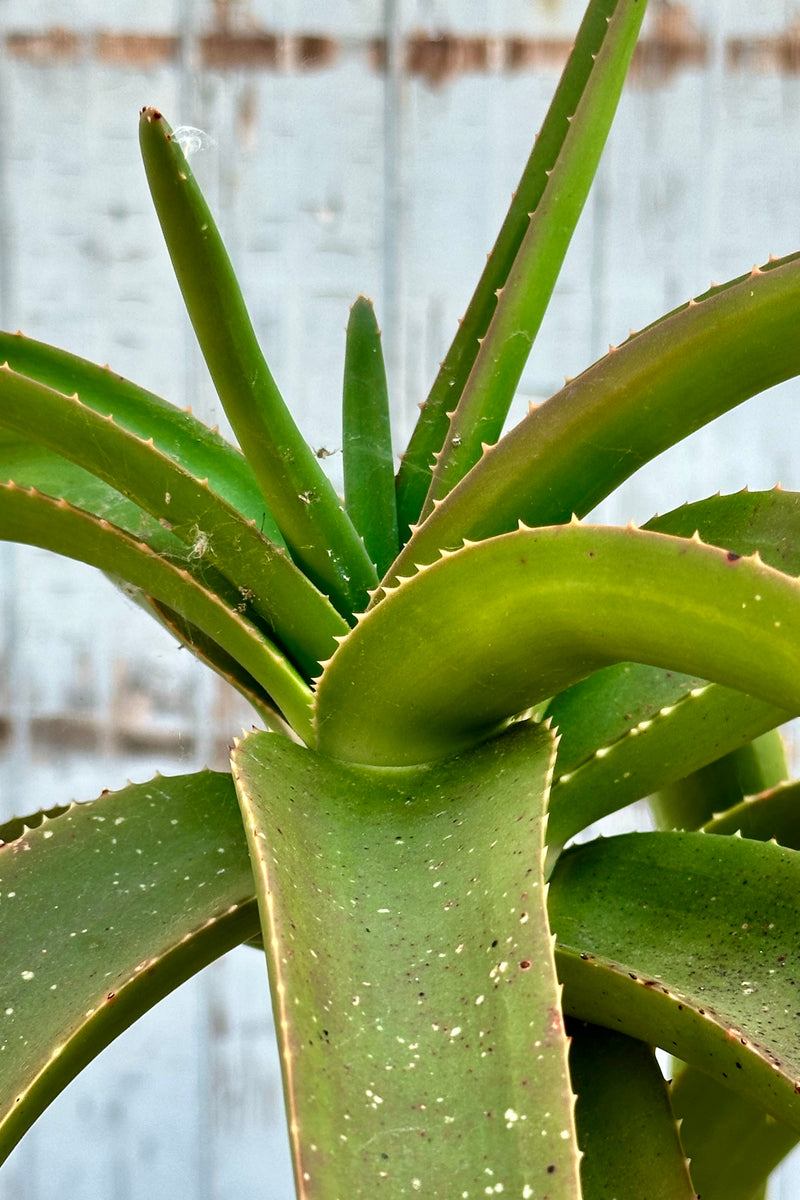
top-left (316, 523), bottom-right (800, 765)
top-left (550, 831), bottom-right (800, 1132)
top-left (569, 1021), bottom-right (695, 1199)
top-left (0, 772), bottom-right (258, 1164)
top-left (139, 108), bottom-right (378, 615)
top-left (545, 488), bottom-right (800, 853)
top-left (232, 722), bottom-right (581, 1200)
top-left (387, 254), bottom-right (800, 588)
top-left (545, 668), bottom-right (789, 866)
top-left (0, 329), bottom-right (283, 541)
top-left (0, 366), bottom-right (348, 676)
top-left (0, 483), bottom-right (315, 742)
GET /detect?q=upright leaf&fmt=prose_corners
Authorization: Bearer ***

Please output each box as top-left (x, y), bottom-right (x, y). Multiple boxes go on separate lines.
top-left (233, 723), bottom-right (581, 1200)
top-left (419, 0), bottom-right (647, 519)
top-left (342, 296), bottom-right (399, 576)
top-left (139, 108), bottom-right (378, 614)
top-left (396, 0), bottom-right (646, 536)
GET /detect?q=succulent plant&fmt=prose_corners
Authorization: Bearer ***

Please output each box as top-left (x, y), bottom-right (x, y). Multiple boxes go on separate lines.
top-left (2, 0), bottom-right (800, 1196)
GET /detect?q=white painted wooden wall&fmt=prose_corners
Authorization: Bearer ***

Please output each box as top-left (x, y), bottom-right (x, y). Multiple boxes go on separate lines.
top-left (0, 0), bottom-right (799, 1195)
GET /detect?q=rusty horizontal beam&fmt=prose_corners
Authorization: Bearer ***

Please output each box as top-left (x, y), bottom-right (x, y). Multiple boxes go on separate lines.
top-left (4, 20), bottom-right (800, 85)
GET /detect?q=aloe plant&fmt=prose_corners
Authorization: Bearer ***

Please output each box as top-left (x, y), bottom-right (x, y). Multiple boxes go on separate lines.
top-left (3, 0), bottom-right (800, 1195)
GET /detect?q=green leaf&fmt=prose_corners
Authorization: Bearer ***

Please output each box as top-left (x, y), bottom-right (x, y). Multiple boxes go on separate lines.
top-left (0, 329), bottom-right (281, 541)
top-left (316, 523), bottom-right (800, 766)
top-left (544, 488), bottom-right (800, 855)
top-left (569, 1021), bottom-right (695, 1200)
top-left (0, 436), bottom-right (184, 553)
top-left (669, 1065), bottom-right (798, 1200)
top-left (396, 0), bottom-right (646, 538)
top-left (139, 108), bottom-right (378, 615)
top-left (0, 772), bottom-right (258, 1164)
top-left (0, 483), bottom-right (315, 742)
top-left (0, 438), bottom-right (296, 717)
top-left (0, 365), bottom-right (348, 676)
top-left (702, 780), bottom-right (800, 844)
top-left (644, 486), bottom-right (800, 565)
top-left (545, 666), bottom-right (789, 866)
top-left (387, 254), bottom-right (800, 587)
top-left (419, 0), bottom-right (647, 519)
top-left (660, 733), bottom-right (797, 1200)
top-left (232, 723), bottom-right (581, 1200)
top-left (549, 831), bottom-right (800, 1133)
top-left (132, 595), bottom-right (294, 733)
top-left (651, 729), bottom-right (789, 833)
top-left (342, 296), bottom-right (399, 577)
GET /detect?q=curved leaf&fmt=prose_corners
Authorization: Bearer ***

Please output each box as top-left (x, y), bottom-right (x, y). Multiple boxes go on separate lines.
top-left (549, 831), bottom-right (800, 1133)
top-left (569, 1021), bottom-right (695, 1200)
top-left (0, 483), bottom-right (315, 742)
top-left (702, 780), bottom-right (800, 844)
top-left (232, 723), bottom-right (581, 1200)
top-left (139, 108), bottom-right (378, 615)
top-left (396, 0), bottom-right (646, 536)
top-left (545, 488), bottom-right (800, 853)
top-left (651, 729), bottom-right (788, 833)
top-left (661, 733), bottom-right (796, 1200)
top-left (0, 329), bottom-right (281, 540)
top-left (316, 523), bottom-right (800, 765)
top-left (0, 366), bottom-right (347, 675)
top-left (0, 772), bottom-right (258, 1164)
top-left (386, 254), bottom-right (800, 589)
top-left (546, 670), bottom-right (789, 870)
top-left (645, 486), bottom-right (800, 566)
top-left (0, 440), bottom-right (292, 720)
top-left (130, 593), bottom-right (292, 733)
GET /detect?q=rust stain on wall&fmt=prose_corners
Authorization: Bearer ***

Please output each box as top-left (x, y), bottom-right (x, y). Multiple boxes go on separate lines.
top-left (96, 32), bottom-right (177, 67)
top-left (728, 22), bottom-right (800, 74)
top-left (4, 15), bottom-right (800, 83)
top-left (7, 28), bottom-right (80, 62)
